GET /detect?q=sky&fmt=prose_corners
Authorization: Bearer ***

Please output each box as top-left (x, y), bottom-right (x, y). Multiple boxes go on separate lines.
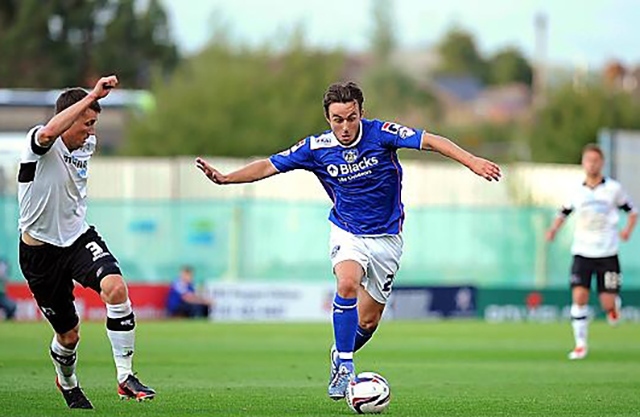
top-left (160, 0), bottom-right (640, 69)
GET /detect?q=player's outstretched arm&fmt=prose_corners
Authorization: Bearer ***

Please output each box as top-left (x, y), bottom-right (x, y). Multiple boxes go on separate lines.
top-left (545, 216), bottom-right (566, 242)
top-left (38, 75), bottom-right (118, 147)
top-left (195, 157), bottom-right (279, 185)
top-left (421, 131), bottom-right (501, 181)
top-left (620, 211), bottom-right (638, 241)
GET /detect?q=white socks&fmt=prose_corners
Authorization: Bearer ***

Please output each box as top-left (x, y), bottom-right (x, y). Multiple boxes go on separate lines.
top-left (106, 300), bottom-right (136, 383)
top-left (570, 304), bottom-right (589, 348)
top-left (50, 337), bottom-right (78, 390)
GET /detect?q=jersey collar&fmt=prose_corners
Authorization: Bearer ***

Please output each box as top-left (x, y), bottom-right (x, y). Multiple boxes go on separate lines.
top-left (335, 121), bottom-right (363, 149)
top-left (583, 177), bottom-right (606, 189)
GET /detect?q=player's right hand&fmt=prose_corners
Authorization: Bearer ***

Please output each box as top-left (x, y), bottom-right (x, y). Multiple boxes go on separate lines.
top-left (545, 229), bottom-right (556, 242)
top-left (195, 157), bottom-right (228, 184)
top-left (91, 75), bottom-right (118, 99)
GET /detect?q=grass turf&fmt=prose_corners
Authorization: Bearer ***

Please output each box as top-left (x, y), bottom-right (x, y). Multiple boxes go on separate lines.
top-left (0, 320), bottom-right (639, 416)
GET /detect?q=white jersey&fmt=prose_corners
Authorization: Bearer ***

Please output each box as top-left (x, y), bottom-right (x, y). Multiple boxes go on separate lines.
top-left (560, 178), bottom-right (636, 258)
top-left (18, 125), bottom-right (95, 247)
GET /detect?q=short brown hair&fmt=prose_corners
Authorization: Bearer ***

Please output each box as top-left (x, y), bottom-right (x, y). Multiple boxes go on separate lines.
top-left (55, 88), bottom-right (102, 114)
top-left (322, 81), bottom-right (364, 117)
top-left (582, 143), bottom-right (604, 159)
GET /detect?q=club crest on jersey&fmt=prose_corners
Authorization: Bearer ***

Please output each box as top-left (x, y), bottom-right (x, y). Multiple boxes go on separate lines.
top-left (381, 122), bottom-right (416, 139)
top-left (342, 149), bottom-right (359, 163)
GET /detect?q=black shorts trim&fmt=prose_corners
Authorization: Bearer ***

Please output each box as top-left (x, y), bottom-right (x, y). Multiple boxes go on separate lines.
top-left (570, 255), bottom-right (621, 293)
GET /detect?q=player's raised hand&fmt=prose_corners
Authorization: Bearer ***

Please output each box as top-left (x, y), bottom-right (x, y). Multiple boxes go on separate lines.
top-left (195, 157), bottom-right (228, 184)
top-left (469, 156), bottom-right (502, 182)
top-left (91, 75), bottom-right (118, 99)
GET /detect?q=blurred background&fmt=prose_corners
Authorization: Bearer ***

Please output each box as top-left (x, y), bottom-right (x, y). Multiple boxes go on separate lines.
top-left (1, 0), bottom-right (640, 322)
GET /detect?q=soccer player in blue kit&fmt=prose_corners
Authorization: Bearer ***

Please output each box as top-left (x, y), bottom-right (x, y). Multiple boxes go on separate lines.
top-left (196, 81), bottom-right (501, 399)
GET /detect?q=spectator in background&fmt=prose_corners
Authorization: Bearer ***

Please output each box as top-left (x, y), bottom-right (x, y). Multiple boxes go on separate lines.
top-left (166, 266), bottom-right (211, 318)
top-left (0, 258), bottom-right (17, 320)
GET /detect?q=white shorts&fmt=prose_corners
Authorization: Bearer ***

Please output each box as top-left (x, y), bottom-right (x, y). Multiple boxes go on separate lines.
top-left (329, 223), bottom-right (403, 304)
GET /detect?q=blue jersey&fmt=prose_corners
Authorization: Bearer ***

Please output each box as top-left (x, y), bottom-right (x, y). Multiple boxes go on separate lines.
top-left (269, 118), bottom-right (423, 235)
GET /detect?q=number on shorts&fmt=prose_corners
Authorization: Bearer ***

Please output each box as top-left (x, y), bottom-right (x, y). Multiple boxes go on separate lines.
top-left (604, 271), bottom-right (621, 290)
top-left (382, 273), bottom-right (395, 293)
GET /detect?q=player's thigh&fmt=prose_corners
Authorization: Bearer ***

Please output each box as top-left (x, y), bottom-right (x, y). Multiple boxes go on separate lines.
top-left (329, 224), bottom-right (368, 280)
top-left (19, 240), bottom-right (79, 334)
top-left (361, 234), bottom-right (403, 304)
top-left (67, 226), bottom-right (122, 294)
top-left (595, 255), bottom-right (622, 294)
top-left (570, 255), bottom-right (594, 291)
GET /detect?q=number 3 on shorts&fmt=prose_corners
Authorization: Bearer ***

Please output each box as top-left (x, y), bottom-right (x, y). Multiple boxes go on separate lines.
top-left (85, 241), bottom-right (106, 260)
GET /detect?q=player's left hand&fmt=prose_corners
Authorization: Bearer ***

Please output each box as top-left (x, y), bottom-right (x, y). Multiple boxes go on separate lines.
top-left (469, 157), bottom-right (502, 181)
top-left (195, 157), bottom-right (228, 184)
top-left (620, 229), bottom-right (632, 241)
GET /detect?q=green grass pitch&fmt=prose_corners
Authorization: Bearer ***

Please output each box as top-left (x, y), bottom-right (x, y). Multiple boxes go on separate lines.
top-left (1, 320), bottom-right (639, 416)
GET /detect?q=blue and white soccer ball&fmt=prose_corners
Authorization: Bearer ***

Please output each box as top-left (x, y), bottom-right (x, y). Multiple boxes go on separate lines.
top-left (345, 372), bottom-right (391, 414)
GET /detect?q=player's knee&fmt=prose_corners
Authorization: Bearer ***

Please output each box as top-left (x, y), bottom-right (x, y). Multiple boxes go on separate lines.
top-left (336, 276), bottom-right (359, 298)
top-left (359, 319), bottom-right (379, 332)
top-left (100, 275), bottom-right (128, 304)
top-left (58, 329), bottom-right (80, 348)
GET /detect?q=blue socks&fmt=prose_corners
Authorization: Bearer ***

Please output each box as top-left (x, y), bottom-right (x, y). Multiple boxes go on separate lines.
top-left (354, 325), bottom-right (377, 352)
top-left (332, 294), bottom-right (357, 365)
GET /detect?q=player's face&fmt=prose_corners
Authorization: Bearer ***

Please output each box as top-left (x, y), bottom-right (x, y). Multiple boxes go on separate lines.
top-left (582, 150), bottom-right (603, 177)
top-left (64, 109), bottom-right (98, 151)
top-left (326, 101), bottom-right (362, 146)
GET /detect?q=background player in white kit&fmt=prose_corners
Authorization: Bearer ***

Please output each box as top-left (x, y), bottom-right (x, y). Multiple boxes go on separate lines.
top-left (17, 75), bottom-right (155, 408)
top-left (546, 144), bottom-right (637, 360)
top-left (195, 81), bottom-right (502, 399)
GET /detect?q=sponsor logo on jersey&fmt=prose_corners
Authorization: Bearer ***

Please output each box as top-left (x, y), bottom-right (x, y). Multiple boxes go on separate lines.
top-left (63, 154), bottom-right (88, 170)
top-left (381, 122), bottom-right (416, 139)
top-left (325, 157), bottom-right (379, 180)
top-left (310, 133), bottom-right (335, 150)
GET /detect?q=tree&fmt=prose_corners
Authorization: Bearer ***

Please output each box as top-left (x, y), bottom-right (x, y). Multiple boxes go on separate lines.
top-left (436, 27), bottom-right (487, 81)
top-left (93, 0), bottom-right (178, 87)
top-left (369, 0), bottom-right (396, 62)
top-left (0, 0), bottom-right (178, 89)
top-left (487, 47), bottom-right (533, 86)
top-left (362, 0), bottom-right (438, 127)
top-left (122, 33), bottom-right (345, 157)
top-left (530, 83), bottom-right (640, 163)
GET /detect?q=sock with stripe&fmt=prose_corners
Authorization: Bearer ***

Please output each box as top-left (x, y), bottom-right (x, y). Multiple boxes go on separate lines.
top-left (332, 294), bottom-right (357, 367)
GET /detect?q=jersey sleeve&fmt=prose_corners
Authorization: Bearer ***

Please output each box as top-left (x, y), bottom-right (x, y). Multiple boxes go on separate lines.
top-left (615, 185), bottom-right (636, 213)
top-left (269, 138), bottom-right (314, 173)
top-left (25, 125), bottom-right (53, 157)
top-left (558, 194), bottom-right (575, 217)
top-left (377, 121), bottom-right (423, 150)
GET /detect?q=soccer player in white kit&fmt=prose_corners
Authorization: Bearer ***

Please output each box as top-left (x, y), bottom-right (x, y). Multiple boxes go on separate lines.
top-left (546, 144), bottom-right (637, 360)
top-left (17, 76), bottom-right (155, 408)
top-left (195, 81), bottom-right (502, 399)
